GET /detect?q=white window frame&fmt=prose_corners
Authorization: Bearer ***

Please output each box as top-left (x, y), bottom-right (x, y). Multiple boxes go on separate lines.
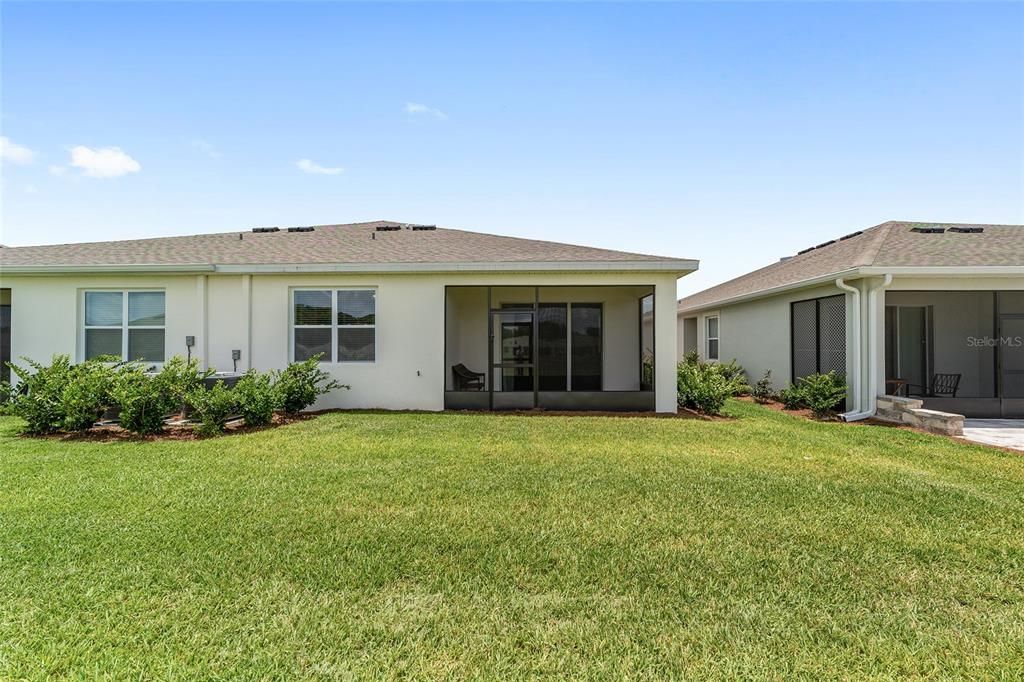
top-left (80, 289), bottom-right (166, 363)
top-left (705, 314), bottom-right (720, 361)
top-left (290, 287), bottom-right (377, 364)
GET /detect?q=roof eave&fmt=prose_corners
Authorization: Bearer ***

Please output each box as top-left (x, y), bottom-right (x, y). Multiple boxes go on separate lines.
top-left (1, 259), bottom-right (698, 276)
top-left (677, 264), bottom-right (1024, 315)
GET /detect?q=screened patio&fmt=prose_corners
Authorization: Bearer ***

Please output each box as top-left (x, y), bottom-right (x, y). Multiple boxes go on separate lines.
top-left (444, 285), bottom-right (656, 411)
top-left (884, 290), bottom-right (1024, 418)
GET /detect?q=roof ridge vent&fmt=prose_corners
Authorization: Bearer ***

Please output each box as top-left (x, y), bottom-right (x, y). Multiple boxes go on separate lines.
top-left (286, 226), bottom-right (314, 233)
top-left (838, 230), bottom-right (863, 241)
top-left (910, 226), bottom-right (946, 234)
top-left (252, 227), bottom-right (279, 233)
top-left (948, 226), bottom-right (983, 234)
top-left (408, 224), bottom-right (436, 231)
top-left (375, 225), bottom-right (402, 232)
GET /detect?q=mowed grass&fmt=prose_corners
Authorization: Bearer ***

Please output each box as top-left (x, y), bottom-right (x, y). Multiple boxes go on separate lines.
top-left (1, 402), bottom-right (1022, 679)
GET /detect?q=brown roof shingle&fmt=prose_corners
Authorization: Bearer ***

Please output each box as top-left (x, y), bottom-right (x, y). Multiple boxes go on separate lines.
top-left (678, 221), bottom-right (1024, 313)
top-left (0, 220), bottom-right (693, 271)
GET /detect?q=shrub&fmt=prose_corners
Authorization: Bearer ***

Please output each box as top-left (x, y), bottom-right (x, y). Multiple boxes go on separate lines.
top-left (677, 360), bottom-right (738, 416)
top-left (778, 384), bottom-right (806, 410)
top-left (752, 370), bottom-right (774, 404)
top-left (7, 355), bottom-right (76, 434)
top-left (273, 356), bottom-right (347, 414)
top-left (156, 356), bottom-right (213, 414)
top-left (60, 359), bottom-right (119, 432)
top-left (188, 381), bottom-right (238, 436)
top-left (234, 370), bottom-right (278, 428)
top-left (716, 360), bottom-right (749, 395)
top-left (0, 380), bottom-right (15, 415)
top-left (798, 371), bottom-right (847, 418)
top-left (682, 349), bottom-right (701, 366)
top-left (110, 366), bottom-right (174, 435)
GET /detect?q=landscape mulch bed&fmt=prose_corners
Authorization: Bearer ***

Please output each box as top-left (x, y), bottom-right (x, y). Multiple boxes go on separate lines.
top-left (31, 412), bottom-right (315, 443)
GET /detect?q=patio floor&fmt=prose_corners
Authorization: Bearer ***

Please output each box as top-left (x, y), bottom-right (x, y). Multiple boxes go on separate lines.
top-left (961, 419), bottom-right (1024, 452)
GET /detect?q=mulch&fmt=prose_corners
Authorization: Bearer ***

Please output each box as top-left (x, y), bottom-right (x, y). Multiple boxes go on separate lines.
top-left (28, 412), bottom-right (315, 443)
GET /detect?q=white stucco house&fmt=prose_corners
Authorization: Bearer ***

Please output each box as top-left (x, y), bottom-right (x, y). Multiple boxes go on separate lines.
top-left (0, 221), bottom-right (695, 413)
top-left (677, 221), bottom-right (1024, 421)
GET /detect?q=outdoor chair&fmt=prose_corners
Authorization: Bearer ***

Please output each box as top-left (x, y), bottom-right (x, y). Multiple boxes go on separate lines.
top-left (452, 363), bottom-right (485, 391)
top-left (907, 373), bottom-right (961, 398)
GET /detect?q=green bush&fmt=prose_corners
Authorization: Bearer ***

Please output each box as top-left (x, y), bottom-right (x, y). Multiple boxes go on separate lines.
top-left (716, 360), bottom-right (749, 395)
top-left (798, 371), bottom-right (847, 418)
top-left (274, 356), bottom-right (347, 414)
top-left (109, 366), bottom-right (174, 435)
top-left (7, 355), bottom-right (76, 434)
top-left (677, 360), bottom-right (743, 416)
top-left (156, 356), bottom-right (213, 414)
top-left (188, 381), bottom-right (238, 436)
top-left (234, 370), bottom-right (278, 428)
top-left (752, 370), bottom-right (774, 404)
top-left (60, 359), bottom-right (119, 432)
top-left (778, 384), bottom-right (806, 410)
top-left (0, 380), bottom-right (15, 415)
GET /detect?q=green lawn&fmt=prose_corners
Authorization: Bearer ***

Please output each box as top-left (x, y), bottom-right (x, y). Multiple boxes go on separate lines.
top-left (1, 402), bottom-right (1022, 679)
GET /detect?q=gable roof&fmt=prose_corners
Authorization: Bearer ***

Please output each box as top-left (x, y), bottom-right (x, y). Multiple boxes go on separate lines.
top-left (678, 221), bottom-right (1024, 313)
top-left (0, 220), bottom-right (696, 274)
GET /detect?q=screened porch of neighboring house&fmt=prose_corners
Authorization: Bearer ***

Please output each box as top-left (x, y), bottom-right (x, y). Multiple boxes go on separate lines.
top-left (444, 285), bottom-right (656, 411)
top-left (884, 290), bottom-right (1024, 418)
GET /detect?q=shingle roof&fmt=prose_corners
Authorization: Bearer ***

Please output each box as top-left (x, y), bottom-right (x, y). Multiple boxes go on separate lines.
top-left (678, 221), bottom-right (1024, 313)
top-left (0, 220), bottom-right (693, 272)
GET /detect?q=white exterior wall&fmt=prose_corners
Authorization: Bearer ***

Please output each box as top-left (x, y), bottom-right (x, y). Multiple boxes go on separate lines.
top-left (2, 270), bottom-right (681, 413)
top-left (680, 283), bottom-right (853, 396)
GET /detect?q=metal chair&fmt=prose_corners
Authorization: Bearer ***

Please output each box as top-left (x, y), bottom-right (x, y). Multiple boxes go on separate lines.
top-left (451, 363), bottom-right (485, 391)
top-left (908, 373), bottom-right (961, 398)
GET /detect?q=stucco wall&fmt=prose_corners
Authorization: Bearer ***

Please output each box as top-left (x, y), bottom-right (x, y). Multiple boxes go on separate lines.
top-left (680, 283), bottom-right (851, 394)
top-left (1, 271), bottom-right (680, 412)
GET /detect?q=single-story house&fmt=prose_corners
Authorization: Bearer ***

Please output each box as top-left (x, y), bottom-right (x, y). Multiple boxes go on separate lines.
top-left (677, 221), bottom-right (1024, 421)
top-left (0, 221), bottom-right (695, 412)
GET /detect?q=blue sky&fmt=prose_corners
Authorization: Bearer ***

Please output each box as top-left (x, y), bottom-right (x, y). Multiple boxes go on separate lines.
top-left (2, 1), bottom-right (1022, 296)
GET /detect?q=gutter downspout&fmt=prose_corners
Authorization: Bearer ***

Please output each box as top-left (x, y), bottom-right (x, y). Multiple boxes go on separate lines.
top-left (865, 274), bottom-right (893, 416)
top-left (835, 278), bottom-right (866, 421)
top-left (843, 272), bottom-right (892, 419)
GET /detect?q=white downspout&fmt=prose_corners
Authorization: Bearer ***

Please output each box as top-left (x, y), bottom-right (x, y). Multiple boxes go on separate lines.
top-left (835, 278), bottom-right (866, 420)
top-left (865, 274), bottom-right (893, 415)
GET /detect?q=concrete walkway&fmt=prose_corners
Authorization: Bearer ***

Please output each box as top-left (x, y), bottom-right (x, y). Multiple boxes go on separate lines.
top-left (961, 419), bottom-right (1024, 452)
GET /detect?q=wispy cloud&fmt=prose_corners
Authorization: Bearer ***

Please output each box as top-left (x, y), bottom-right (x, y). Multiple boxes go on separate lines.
top-left (1, 136), bottom-right (35, 164)
top-left (188, 138), bottom-right (222, 159)
top-left (49, 165), bottom-right (67, 177)
top-left (405, 102), bottom-right (447, 120)
top-left (67, 145), bottom-right (141, 178)
top-left (296, 158), bottom-right (344, 175)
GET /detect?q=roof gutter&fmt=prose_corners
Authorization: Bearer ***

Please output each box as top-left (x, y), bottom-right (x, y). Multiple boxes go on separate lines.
top-left (0, 263), bottom-right (217, 275)
top-left (1, 260), bottom-right (698, 276)
top-left (678, 268), bottom-right (861, 315)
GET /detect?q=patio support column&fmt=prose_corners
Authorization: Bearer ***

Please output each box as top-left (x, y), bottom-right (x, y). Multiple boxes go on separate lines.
top-left (654, 277), bottom-right (678, 413)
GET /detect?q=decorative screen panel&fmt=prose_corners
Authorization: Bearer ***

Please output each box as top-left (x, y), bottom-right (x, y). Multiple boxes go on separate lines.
top-left (791, 299), bottom-right (818, 380)
top-left (817, 295), bottom-right (846, 375)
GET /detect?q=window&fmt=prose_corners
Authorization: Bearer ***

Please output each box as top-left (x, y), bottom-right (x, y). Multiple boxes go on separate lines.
top-left (83, 290), bottom-right (166, 362)
top-left (292, 289), bottom-right (376, 363)
top-left (705, 315), bottom-right (720, 360)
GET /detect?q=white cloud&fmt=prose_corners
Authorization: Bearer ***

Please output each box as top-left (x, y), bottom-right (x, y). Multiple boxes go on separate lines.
top-left (49, 165), bottom-right (67, 176)
top-left (1, 136), bottom-right (35, 164)
top-left (405, 102), bottom-right (447, 120)
top-left (68, 145), bottom-right (141, 178)
top-left (296, 158), bottom-right (344, 175)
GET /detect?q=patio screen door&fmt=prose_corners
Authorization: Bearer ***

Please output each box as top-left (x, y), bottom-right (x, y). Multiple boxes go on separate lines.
top-left (490, 310), bottom-right (535, 409)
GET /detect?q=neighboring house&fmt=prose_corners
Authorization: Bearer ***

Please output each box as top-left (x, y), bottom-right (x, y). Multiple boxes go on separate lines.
top-left (0, 221), bottom-right (695, 412)
top-left (677, 221), bottom-right (1024, 419)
